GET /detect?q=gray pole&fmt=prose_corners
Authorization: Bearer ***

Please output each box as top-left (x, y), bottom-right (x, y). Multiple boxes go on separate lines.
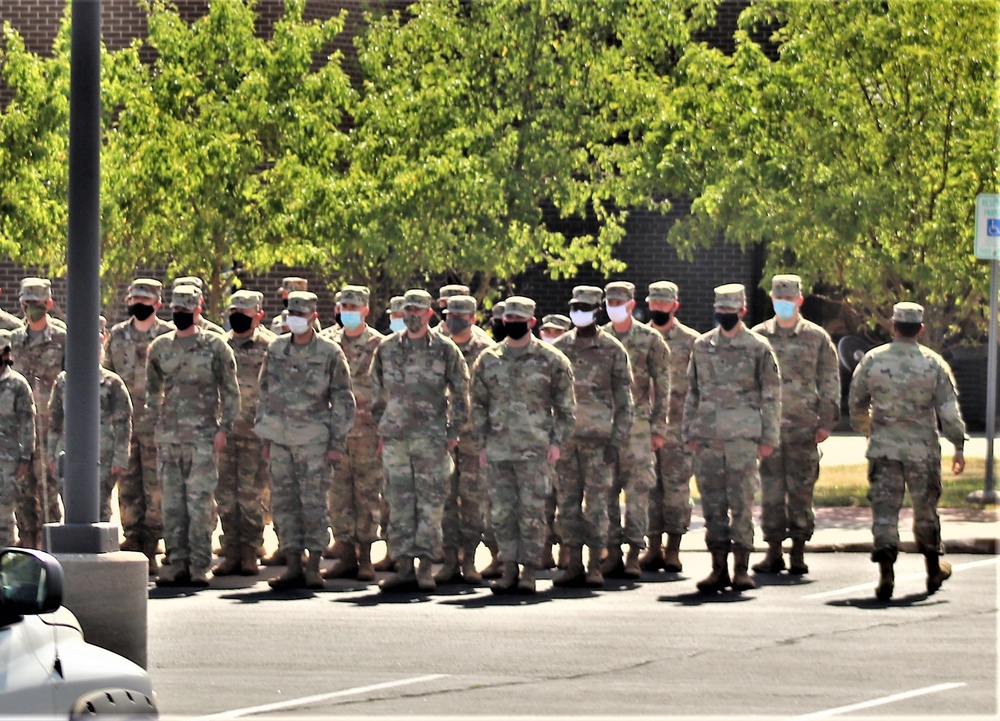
top-left (984, 259), bottom-right (997, 494)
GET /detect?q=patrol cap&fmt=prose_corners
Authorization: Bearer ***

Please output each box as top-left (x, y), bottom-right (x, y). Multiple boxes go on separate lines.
top-left (540, 314), bottom-right (572, 331)
top-left (491, 301), bottom-right (506, 320)
top-left (340, 285), bottom-right (370, 306)
top-left (388, 296), bottom-right (405, 314)
top-left (279, 277), bottom-right (308, 293)
top-left (128, 278), bottom-right (162, 300)
top-left (771, 274), bottom-right (803, 297)
top-left (271, 310), bottom-right (288, 332)
top-left (604, 281), bottom-right (635, 302)
top-left (170, 284), bottom-right (202, 312)
top-left (570, 285), bottom-right (604, 307)
top-left (502, 296), bottom-right (536, 319)
top-left (892, 301), bottom-right (924, 324)
top-left (438, 284), bottom-right (470, 300)
top-left (646, 281), bottom-right (678, 303)
top-left (19, 277), bottom-right (52, 302)
top-left (172, 276), bottom-right (204, 291)
top-left (402, 289), bottom-right (433, 310)
top-left (99, 315), bottom-right (107, 334)
top-left (287, 291), bottom-right (318, 314)
top-left (445, 295), bottom-right (477, 315)
top-left (251, 291), bottom-right (265, 306)
top-left (229, 290), bottom-right (262, 313)
top-left (0, 329), bottom-right (11, 351)
top-left (713, 283), bottom-right (746, 310)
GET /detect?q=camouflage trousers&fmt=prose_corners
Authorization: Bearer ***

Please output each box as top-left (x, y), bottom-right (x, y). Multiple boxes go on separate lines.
top-left (215, 432), bottom-right (268, 548)
top-left (648, 433), bottom-right (694, 536)
top-left (119, 429), bottom-right (163, 543)
top-left (0, 460), bottom-right (17, 547)
top-left (867, 457), bottom-right (943, 557)
top-left (608, 421), bottom-right (656, 547)
top-left (693, 439), bottom-right (759, 552)
top-left (758, 435), bottom-right (820, 543)
top-left (544, 483), bottom-right (561, 544)
top-left (555, 439), bottom-right (614, 549)
top-left (16, 429), bottom-right (61, 537)
top-left (441, 440), bottom-right (487, 554)
top-left (488, 458), bottom-right (552, 567)
top-left (158, 440), bottom-right (217, 572)
top-left (328, 434), bottom-right (382, 545)
top-left (269, 441), bottom-right (331, 555)
top-left (97, 446), bottom-right (119, 524)
top-left (381, 437), bottom-right (453, 560)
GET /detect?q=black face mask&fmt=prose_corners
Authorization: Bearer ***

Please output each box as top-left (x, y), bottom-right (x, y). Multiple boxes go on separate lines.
top-left (281, 298), bottom-right (289, 309)
top-left (714, 312), bottom-right (740, 331)
top-left (504, 321), bottom-right (530, 340)
top-left (229, 313), bottom-right (253, 334)
top-left (650, 310), bottom-right (673, 326)
top-left (1, 352), bottom-right (11, 367)
top-left (446, 316), bottom-right (470, 335)
top-left (172, 311), bottom-right (195, 331)
top-left (491, 318), bottom-right (507, 342)
top-left (128, 303), bottom-right (155, 321)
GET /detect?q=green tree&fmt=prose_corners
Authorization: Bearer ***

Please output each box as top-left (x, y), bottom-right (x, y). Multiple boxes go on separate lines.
top-left (652, 0), bottom-right (1000, 349)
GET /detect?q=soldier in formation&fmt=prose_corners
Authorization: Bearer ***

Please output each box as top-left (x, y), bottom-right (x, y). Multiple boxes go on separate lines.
top-left (0, 330), bottom-right (35, 547)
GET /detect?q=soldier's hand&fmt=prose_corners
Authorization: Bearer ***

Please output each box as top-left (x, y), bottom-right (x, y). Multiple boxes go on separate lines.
top-left (17, 462), bottom-right (29, 478)
top-left (261, 442), bottom-right (271, 462)
top-left (815, 428), bottom-right (831, 444)
top-left (686, 441), bottom-right (699, 453)
top-left (651, 434), bottom-right (664, 452)
top-left (952, 451), bottom-right (965, 475)
top-left (479, 450), bottom-right (488, 469)
top-left (326, 450), bottom-right (344, 466)
top-left (111, 465), bottom-right (125, 476)
top-left (447, 438), bottom-right (459, 452)
top-left (758, 444), bottom-right (774, 459)
top-left (48, 461), bottom-right (55, 475)
top-left (377, 438), bottom-right (383, 456)
top-left (602, 445), bottom-right (618, 466)
top-left (547, 445), bottom-right (560, 465)
top-left (213, 431), bottom-right (227, 453)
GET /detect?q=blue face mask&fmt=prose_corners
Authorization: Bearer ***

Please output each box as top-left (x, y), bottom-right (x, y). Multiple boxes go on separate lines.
top-left (389, 318), bottom-right (406, 333)
top-left (340, 311), bottom-right (363, 330)
top-left (773, 299), bottom-right (797, 321)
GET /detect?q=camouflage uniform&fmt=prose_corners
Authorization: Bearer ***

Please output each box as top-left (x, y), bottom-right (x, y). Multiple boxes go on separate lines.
top-left (601, 281), bottom-right (670, 576)
top-left (255, 291), bottom-right (356, 584)
top-left (48, 367), bottom-right (133, 523)
top-left (147, 285), bottom-right (241, 584)
top-left (271, 277), bottom-right (321, 333)
top-left (0, 330), bottom-right (35, 547)
top-left (849, 301), bottom-right (966, 599)
top-left (371, 289), bottom-right (469, 589)
top-left (684, 284), bottom-right (781, 593)
top-left (552, 286), bottom-right (634, 586)
top-left (104, 279), bottom-right (174, 558)
top-left (171, 276), bottom-right (226, 336)
top-left (471, 296), bottom-right (576, 593)
top-left (752, 275), bottom-right (840, 573)
top-left (214, 291), bottom-right (275, 573)
top-left (10, 278), bottom-right (66, 543)
top-left (0, 310), bottom-right (24, 332)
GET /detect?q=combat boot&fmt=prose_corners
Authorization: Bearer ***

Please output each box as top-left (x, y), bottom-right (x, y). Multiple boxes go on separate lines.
top-left (539, 542), bottom-right (557, 570)
top-left (416, 556), bottom-right (437, 592)
top-left (356, 543), bottom-right (375, 582)
top-left (261, 546), bottom-right (287, 567)
top-left (788, 539), bottom-right (809, 575)
top-left (212, 543), bottom-right (241, 576)
top-left (143, 538), bottom-right (160, 576)
top-left (638, 534), bottom-right (665, 572)
top-left (321, 542), bottom-right (359, 579)
top-left (552, 546), bottom-right (585, 587)
top-left (752, 542), bottom-right (785, 574)
top-left (461, 547), bottom-right (482, 584)
top-left (481, 543), bottom-right (503, 579)
top-left (600, 544), bottom-right (625, 577)
top-left (517, 565), bottom-right (537, 595)
top-left (557, 544), bottom-right (571, 570)
top-left (663, 533), bottom-right (683, 573)
top-left (731, 548), bottom-right (757, 591)
top-left (155, 560), bottom-right (191, 588)
top-left (433, 547), bottom-right (461, 584)
top-left (379, 556), bottom-right (418, 593)
top-left (268, 549), bottom-right (306, 591)
top-left (585, 546), bottom-right (605, 588)
top-left (490, 561), bottom-right (519, 595)
top-left (304, 553), bottom-right (324, 590)
top-left (875, 554), bottom-right (895, 601)
top-left (189, 566), bottom-right (212, 588)
top-left (119, 532), bottom-right (142, 553)
top-left (322, 538), bottom-right (346, 560)
top-left (696, 549), bottom-right (731, 594)
top-left (623, 544), bottom-right (642, 579)
top-left (373, 554), bottom-right (397, 572)
top-left (239, 544), bottom-right (259, 576)
top-left (925, 553), bottom-right (952, 595)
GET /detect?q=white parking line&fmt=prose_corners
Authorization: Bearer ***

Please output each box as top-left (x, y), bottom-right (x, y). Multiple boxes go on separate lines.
top-left (802, 556), bottom-right (999, 600)
top-left (787, 681), bottom-right (966, 719)
top-left (193, 674), bottom-right (448, 719)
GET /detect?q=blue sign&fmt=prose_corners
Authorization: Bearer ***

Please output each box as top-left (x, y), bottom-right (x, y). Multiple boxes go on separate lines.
top-left (976, 194), bottom-right (1000, 260)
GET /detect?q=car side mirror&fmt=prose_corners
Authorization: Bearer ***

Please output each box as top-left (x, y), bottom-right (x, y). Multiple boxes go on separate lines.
top-left (0, 547), bottom-right (64, 621)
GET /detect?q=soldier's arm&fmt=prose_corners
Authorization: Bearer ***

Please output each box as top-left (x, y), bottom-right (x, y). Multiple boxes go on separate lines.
top-left (369, 345), bottom-right (386, 426)
top-left (609, 347), bottom-right (635, 448)
top-left (682, 354), bottom-right (699, 444)
top-left (145, 344), bottom-right (164, 427)
top-left (101, 333), bottom-right (114, 372)
top-left (327, 349), bottom-right (356, 454)
top-left (758, 344), bottom-right (782, 448)
top-left (934, 360), bottom-right (967, 451)
top-left (112, 379), bottom-right (134, 469)
top-left (817, 332), bottom-right (842, 430)
top-left (216, 342), bottom-right (241, 432)
top-left (551, 353), bottom-right (576, 447)
top-left (47, 377), bottom-right (64, 461)
top-left (17, 381), bottom-right (36, 461)
top-left (255, 351), bottom-right (270, 428)
top-left (469, 356), bottom-right (490, 447)
top-left (648, 334), bottom-right (671, 438)
top-left (445, 344), bottom-right (471, 443)
top-left (847, 359), bottom-right (873, 437)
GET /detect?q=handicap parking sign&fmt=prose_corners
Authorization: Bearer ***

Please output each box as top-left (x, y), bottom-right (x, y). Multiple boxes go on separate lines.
top-left (976, 195), bottom-right (1000, 259)
top-left (989, 219), bottom-right (1000, 237)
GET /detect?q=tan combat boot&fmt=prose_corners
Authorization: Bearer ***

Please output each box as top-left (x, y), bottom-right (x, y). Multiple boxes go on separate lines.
top-left (373, 554), bottom-right (397, 572)
top-left (552, 546), bottom-right (585, 587)
top-left (415, 556), bottom-right (436, 592)
top-left (189, 566), bottom-right (213, 588)
top-left (517, 565), bottom-right (537, 595)
top-left (268, 549), bottom-right (305, 591)
top-left (731, 548), bottom-right (757, 591)
top-left (304, 552), bottom-right (324, 590)
top-left (379, 556), bottom-right (417, 593)
top-left (356, 543), bottom-right (375, 582)
top-left (461, 547), bottom-right (482, 584)
top-left (788, 539), bottom-right (809, 575)
top-left (875, 554), bottom-right (895, 601)
top-left (155, 559), bottom-right (191, 588)
top-left (752, 542), bottom-right (785, 574)
top-left (540, 542), bottom-right (557, 570)
top-left (480, 542), bottom-right (503, 579)
top-left (322, 538), bottom-right (346, 560)
top-left (585, 546), bottom-right (605, 588)
top-left (212, 543), bottom-right (242, 576)
top-left (638, 534), bottom-right (665, 572)
top-left (663, 533), bottom-right (683, 573)
top-left (240, 544), bottom-right (259, 576)
top-left (119, 531), bottom-right (142, 553)
top-left (143, 537), bottom-right (160, 576)
top-left (322, 542), bottom-right (358, 579)
top-left (696, 549), bottom-right (731, 594)
top-left (600, 544), bottom-right (624, 577)
top-left (623, 545), bottom-right (642, 579)
top-left (557, 544), bottom-right (571, 570)
top-left (490, 561), bottom-right (519, 595)
top-left (433, 547), bottom-right (461, 584)
top-left (925, 553), bottom-right (952, 595)
top-left (260, 546), bottom-right (287, 567)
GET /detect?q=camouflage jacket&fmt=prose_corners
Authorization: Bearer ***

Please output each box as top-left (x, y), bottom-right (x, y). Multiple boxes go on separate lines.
top-left (604, 320), bottom-right (671, 437)
top-left (552, 328), bottom-right (634, 447)
top-left (103, 316), bottom-right (174, 433)
top-left (11, 321), bottom-right (66, 427)
top-left (0, 309), bottom-right (24, 332)
top-left (0, 366), bottom-right (35, 462)
top-left (146, 328), bottom-right (241, 444)
top-left (254, 333), bottom-right (356, 452)
top-left (325, 324), bottom-right (385, 438)
top-left (370, 330), bottom-right (470, 441)
top-left (658, 319), bottom-right (700, 435)
top-left (471, 337), bottom-right (576, 462)
top-left (752, 316), bottom-right (841, 439)
top-left (199, 317), bottom-right (227, 336)
top-left (683, 325), bottom-right (782, 446)
top-left (453, 332), bottom-right (495, 446)
top-left (49, 368), bottom-right (133, 469)
top-left (227, 326), bottom-right (274, 436)
top-left (849, 339), bottom-right (966, 461)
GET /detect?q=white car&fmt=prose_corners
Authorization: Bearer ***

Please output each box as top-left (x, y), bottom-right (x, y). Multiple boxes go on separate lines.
top-left (0, 547), bottom-right (157, 719)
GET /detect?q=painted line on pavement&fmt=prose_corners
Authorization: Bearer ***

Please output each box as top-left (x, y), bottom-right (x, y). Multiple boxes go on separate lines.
top-left (787, 681), bottom-right (966, 719)
top-left (802, 556), bottom-right (999, 600)
top-left (193, 674), bottom-right (449, 719)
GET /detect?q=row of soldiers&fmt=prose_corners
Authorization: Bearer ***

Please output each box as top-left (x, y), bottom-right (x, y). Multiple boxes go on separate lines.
top-left (0, 270), bottom-right (966, 600)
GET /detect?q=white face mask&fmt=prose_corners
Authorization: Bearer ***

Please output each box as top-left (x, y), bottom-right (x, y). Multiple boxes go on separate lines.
top-left (605, 303), bottom-right (631, 324)
top-left (569, 309), bottom-right (597, 328)
top-left (285, 315), bottom-right (310, 335)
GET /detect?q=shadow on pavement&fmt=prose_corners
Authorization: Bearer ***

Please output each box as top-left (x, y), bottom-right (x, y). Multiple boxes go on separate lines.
top-left (440, 591), bottom-right (553, 608)
top-left (148, 586), bottom-right (203, 600)
top-left (636, 572), bottom-right (688, 584)
top-left (658, 590), bottom-right (755, 606)
top-left (217, 588), bottom-right (320, 603)
top-left (335, 591), bottom-right (433, 606)
top-left (826, 592), bottom-right (948, 609)
top-left (751, 573), bottom-right (815, 588)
